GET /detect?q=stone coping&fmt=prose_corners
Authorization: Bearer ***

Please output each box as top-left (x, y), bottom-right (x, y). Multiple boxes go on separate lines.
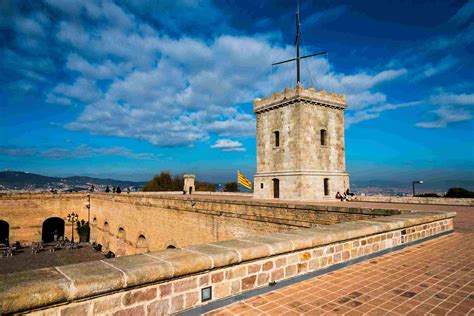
top-left (91, 193), bottom-right (405, 216)
top-left (0, 211), bottom-right (454, 314)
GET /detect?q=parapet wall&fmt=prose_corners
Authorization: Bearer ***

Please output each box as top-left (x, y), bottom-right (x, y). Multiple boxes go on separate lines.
top-left (89, 193), bottom-right (405, 255)
top-left (353, 195), bottom-right (474, 206)
top-left (0, 211), bottom-right (455, 315)
top-left (0, 192), bottom-right (404, 254)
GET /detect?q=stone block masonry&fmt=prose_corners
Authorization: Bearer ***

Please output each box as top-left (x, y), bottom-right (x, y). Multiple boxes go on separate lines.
top-left (0, 192), bottom-right (404, 255)
top-left (0, 210), bottom-right (454, 314)
top-left (253, 84), bottom-right (350, 201)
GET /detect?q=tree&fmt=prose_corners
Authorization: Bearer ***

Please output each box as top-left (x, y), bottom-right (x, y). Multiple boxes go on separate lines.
top-left (445, 187), bottom-right (474, 198)
top-left (143, 171), bottom-right (184, 192)
top-left (415, 193), bottom-right (440, 198)
top-left (224, 182), bottom-right (238, 192)
top-left (76, 220), bottom-right (90, 243)
top-left (196, 181), bottom-right (216, 192)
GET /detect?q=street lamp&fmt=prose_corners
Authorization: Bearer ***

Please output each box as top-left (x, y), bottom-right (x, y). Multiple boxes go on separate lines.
top-left (67, 212), bottom-right (79, 243)
top-left (412, 180), bottom-right (423, 196)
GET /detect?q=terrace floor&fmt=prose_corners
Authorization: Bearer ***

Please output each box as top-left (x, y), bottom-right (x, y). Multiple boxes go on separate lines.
top-left (0, 243), bottom-right (105, 275)
top-left (205, 205), bottom-right (474, 315)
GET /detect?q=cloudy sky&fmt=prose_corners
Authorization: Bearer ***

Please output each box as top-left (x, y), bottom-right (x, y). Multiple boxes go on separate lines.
top-left (0, 0), bottom-right (473, 186)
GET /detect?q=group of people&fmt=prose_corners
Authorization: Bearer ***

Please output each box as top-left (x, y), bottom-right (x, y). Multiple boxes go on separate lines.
top-left (335, 189), bottom-right (355, 201)
top-left (102, 186), bottom-right (131, 194)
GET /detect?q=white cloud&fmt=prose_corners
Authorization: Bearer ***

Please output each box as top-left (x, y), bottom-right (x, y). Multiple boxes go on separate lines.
top-left (345, 101), bottom-right (422, 128)
top-left (346, 92), bottom-right (386, 110)
top-left (211, 139), bottom-right (246, 152)
top-left (416, 106), bottom-right (472, 128)
top-left (50, 78), bottom-right (102, 104)
top-left (429, 92), bottom-right (474, 106)
top-left (2, 0), bottom-right (419, 144)
top-left (414, 56), bottom-right (458, 80)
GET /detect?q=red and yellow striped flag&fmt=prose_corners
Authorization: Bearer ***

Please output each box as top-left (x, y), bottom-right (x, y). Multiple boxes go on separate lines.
top-left (237, 170), bottom-right (252, 190)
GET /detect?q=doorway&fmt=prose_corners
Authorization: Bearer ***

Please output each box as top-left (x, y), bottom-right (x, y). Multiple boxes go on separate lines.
top-left (0, 220), bottom-right (9, 245)
top-left (42, 217), bottom-right (65, 243)
top-left (272, 178), bottom-right (280, 199)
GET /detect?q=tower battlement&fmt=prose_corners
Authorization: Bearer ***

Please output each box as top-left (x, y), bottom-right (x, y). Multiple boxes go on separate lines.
top-left (254, 84), bottom-right (346, 114)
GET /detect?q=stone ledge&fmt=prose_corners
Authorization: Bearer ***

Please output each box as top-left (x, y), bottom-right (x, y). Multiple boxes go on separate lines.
top-left (0, 211), bottom-right (455, 314)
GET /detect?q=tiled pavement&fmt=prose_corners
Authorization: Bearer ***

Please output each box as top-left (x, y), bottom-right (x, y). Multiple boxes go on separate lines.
top-left (205, 206), bottom-right (474, 315)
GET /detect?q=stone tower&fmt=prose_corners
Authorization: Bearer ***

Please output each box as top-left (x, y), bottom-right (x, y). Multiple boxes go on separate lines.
top-left (253, 84), bottom-right (350, 200)
top-left (183, 174), bottom-right (195, 194)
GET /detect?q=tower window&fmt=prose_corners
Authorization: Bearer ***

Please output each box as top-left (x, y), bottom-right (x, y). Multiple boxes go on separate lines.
top-left (260, 183), bottom-right (264, 189)
top-left (274, 131), bottom-right (280, 147)
top-left (324, 178), bottom-right (330, 196)
top-left (320, 129), bottom-right (327, 146)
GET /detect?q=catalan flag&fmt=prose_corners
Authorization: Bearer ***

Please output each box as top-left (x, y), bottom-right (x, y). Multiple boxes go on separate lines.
top-left (237, 170), bottom-right (253, 190)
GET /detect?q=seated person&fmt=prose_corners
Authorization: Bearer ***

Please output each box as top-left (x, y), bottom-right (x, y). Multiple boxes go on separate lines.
top-left (345, 188), bottom-right (355, 197)
top-left (335, 191), bottom-right (345, 201)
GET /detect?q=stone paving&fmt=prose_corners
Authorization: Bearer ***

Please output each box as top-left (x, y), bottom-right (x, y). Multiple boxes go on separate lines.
top-left (205, 205), bottom-right (474, 315)
top-left (0, 243), bottom-right (105, 274)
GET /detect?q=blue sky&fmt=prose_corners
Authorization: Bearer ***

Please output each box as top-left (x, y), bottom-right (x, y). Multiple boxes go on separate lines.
top-left (0, 0), bottom-right (473, 187)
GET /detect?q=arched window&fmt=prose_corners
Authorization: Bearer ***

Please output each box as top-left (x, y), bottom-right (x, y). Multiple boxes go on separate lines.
top-left (324, 178), bottom-right (330, 196)
top-left (167, 245), bottom-right (176, 249)
top-left (320, 129), bottom-right (327, 146)
top-left (104, 221), bottom-right (110, 232)
top-left (274, 131), bottom-right (280, 147)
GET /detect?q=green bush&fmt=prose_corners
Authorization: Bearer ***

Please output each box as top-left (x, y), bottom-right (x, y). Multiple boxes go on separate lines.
top-left (76, 220), bottom-right (90, 242)
top-left (415, 193), bottom-right (440, 197)
top-left (224, 182), bottom-right (238, 192)
top-left (445, 187), bottom-right (474, 198)
top-left (143, 171), bottom-right (183, 191)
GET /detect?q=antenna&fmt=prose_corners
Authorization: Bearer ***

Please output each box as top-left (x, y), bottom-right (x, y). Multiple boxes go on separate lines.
top-left (272, 0), bottom-right (327, 86)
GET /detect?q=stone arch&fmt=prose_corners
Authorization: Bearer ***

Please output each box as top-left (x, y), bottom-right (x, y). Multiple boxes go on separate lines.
top-left (116, 226), bottom-right (127, 256)
top-left (0, 220), bottom-right (9, 245)
top-left (165, 239), bottom-right (177, 249)
top-left (90, 217), bottom-right (98, 243)
top-left (42, 217), bottom-right (65, 243)
top-left (136, 234), bottom-right (149, 254)
top-left (117, 226), bottom-right (126, 240)
top-left (101, 221), bottom-right (110, 250)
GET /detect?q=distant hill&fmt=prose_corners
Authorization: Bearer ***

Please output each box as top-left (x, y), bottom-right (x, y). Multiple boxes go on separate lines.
top-left (0, 171), bottom-right (145, 191)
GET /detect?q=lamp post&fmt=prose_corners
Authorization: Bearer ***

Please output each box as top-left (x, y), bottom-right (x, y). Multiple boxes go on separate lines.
top-left (67, 212), bottom-right (79, 243)
top-left (412, 180), bottom-right (423, 196)
top-left (86, 192), bottom-right (91, 241)
top-left (86, 192), bottom-right (91, 224)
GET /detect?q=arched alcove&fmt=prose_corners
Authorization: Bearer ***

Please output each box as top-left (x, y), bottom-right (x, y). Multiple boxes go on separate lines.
top-left (0, 220), bottom-right (9, 245)
top-left (118, 227), bottom-right (126, 240)
top-left (136, 234), bottom-right (149, 254)
top-left (42, 217), bottom-right (65, 243)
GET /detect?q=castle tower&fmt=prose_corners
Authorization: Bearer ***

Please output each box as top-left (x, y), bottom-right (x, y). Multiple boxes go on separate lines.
top-left (253, 84), bottom-right (350, 200)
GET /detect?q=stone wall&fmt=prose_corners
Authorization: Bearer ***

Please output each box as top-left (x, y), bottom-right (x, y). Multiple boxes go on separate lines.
top-left (353, 196), bottom-right (474, 206)
top-left (0, 192), bottom-right (404, 255)
top-left (0, 193), bottom-right (88, 245)
top-left (89, 193), bottom-right (403, 255)
top-left (0, 211), bottom-right (455, 315)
